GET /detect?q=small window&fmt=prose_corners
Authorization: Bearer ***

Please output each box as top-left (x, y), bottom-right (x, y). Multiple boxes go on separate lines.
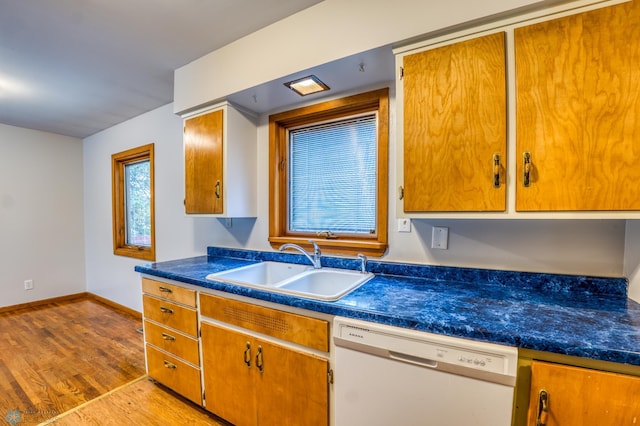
top-left (112, 144), bottom-right (155, 260)
top-left (269, 88), bottom-right (389, 256)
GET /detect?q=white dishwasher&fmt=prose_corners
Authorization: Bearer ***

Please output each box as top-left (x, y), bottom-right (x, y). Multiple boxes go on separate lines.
top-left (333, 317), bottom-right (518, 426)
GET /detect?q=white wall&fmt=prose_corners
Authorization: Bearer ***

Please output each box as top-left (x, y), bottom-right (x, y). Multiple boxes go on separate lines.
top-left (80, 98), bottom-right (631, 313)
top-left (82, 104), bottom-right (253, 312)
top-left (0, 123), bottom-right (85, 308)
top-left (624, 221), bottom-right (640, 302)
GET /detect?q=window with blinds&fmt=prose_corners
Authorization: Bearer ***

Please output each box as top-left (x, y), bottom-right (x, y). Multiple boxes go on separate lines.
top-left (268, 87), bottom-right (389, 256)
top-left (288, 114), bottom-right (377, 235)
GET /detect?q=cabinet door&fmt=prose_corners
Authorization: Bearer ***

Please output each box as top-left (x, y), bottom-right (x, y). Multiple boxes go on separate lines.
top-left (184, 109), bottom-right (224, 214)
top-left (201, 322), bottom-right (257, 426)
top-left (527, 361), bottom-right (640, 426)
top-left (515, 1), bottom-right (640, 211)
top-left (403, 32), bottom-right (507, 212)
top-left (255, 338), bottom-right (329, 426)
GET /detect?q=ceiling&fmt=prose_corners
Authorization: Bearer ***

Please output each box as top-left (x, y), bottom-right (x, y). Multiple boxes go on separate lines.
top-left (0, 0), bottom-right (323, 139)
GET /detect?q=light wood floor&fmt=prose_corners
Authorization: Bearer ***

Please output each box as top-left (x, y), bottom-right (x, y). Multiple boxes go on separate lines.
top-left (43, 376), bottom-right (227, 425)
top-left (0, 297), bottom-right (225, 425)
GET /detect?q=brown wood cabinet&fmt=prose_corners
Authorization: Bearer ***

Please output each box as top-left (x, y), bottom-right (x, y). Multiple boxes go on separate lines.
top-left (402, 32), bottom-right (507, 212)
top-left (527, 360), bottom-right (640, 425)
top-left (183, 102), bottom-right (257, 216)
top-left (515, 1), bottom-right (640, 211)
top-left (184, 108), bottom-right (223, 214)
top-left (141, 278), bottom-right (202, 404)
top-left (199, 294), bottom-right (329, 426)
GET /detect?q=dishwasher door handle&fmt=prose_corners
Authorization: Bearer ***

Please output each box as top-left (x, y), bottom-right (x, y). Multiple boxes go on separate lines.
top-left (389, 351), bottom-right (438, 369)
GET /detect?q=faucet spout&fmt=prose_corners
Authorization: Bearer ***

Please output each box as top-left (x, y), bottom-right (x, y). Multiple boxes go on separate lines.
top-left (279, 240), bottom-right (322, 269)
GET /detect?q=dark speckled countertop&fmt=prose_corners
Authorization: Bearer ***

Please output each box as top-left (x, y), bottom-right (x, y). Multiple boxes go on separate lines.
top-left (135, 247), bottom-right (640, 366)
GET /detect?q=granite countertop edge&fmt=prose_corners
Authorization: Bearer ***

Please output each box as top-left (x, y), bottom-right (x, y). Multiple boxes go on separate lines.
top-left (135, 247), bottom-right (640, 367)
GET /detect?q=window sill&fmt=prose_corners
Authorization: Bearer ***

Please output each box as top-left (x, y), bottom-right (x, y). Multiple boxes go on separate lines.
top-left (114, 246), bottom-right (155, 261)
top-left (269, 236), bottom-right (386, 257)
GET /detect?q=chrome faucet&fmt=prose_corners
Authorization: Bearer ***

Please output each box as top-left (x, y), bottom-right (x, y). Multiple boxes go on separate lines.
top-left (279, 240), bottom-right (322, 269)
top-left (357, 253), bottom-right (367, 274)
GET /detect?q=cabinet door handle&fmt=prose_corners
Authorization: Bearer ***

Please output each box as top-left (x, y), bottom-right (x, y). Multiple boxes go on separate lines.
top-left (493, 154), bottom-right (501, 188)
top-left (158, 286), bottom-right (172, 294)
top-left (163, 360), bottom-right (177, 369)
top-left (215, 180), bottom-right (221, 199)
top-left (523, 152), bottom-right (532, 187)
top-left (161, 332), bottom-right (175, 341)
top-left (160, 306), bottom-right (174, 314)
top-left (256, 345), bottom-right (264, 373)
top-left (536, 389), bottom-right (549, 426)
top-left (244, 341), bottom-right (251, 367)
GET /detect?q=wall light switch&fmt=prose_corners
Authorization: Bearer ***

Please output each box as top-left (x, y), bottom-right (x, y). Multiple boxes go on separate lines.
top-left (397, 218), bottom-right (411, 233)
top-left (431, 226), bottom-right (449, 250)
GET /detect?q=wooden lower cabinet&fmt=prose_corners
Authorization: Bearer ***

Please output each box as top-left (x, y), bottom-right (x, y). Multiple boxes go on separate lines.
top-left (142, 278), bottom-right (202, 405)
top-left (201, 322), bottom-right (329, 426)
top-left (527, 360), bottom-right (640, 425)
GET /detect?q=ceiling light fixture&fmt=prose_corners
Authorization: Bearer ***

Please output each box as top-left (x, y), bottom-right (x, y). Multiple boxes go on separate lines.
top-left (283, 75), bottom-right (329, 96)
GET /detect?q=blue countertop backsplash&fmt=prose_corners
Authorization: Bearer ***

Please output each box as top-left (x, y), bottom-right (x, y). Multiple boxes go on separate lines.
top-left (135, 246), bottom-right (640, 366)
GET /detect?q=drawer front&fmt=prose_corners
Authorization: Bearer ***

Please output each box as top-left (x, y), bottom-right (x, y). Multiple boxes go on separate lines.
top-left (142, 278), bottom-right (196, 307)
top-left (146, 344), bottom-right (202, 405)
top-left (143, 295), bottom-right (198, 337)
top-left (199, 293), bottom-right (329, 352)
top-left (143, 320), bottom-right (200, 366)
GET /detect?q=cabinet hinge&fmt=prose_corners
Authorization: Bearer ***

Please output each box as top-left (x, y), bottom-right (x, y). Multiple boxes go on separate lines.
top-left (202, 390), bottom-right (205, 404)
top-left (399, 186), bottom-right (404, 200)
top-left (399, 66), bottom-right (404, 80)
top-left (328, 369), bottom-right (334, 384)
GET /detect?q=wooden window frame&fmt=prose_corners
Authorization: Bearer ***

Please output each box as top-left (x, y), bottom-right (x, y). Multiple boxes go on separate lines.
top-left (268, 88), bottom-right (389, 257)
top-left (112, 143), bottom-right (155, 261)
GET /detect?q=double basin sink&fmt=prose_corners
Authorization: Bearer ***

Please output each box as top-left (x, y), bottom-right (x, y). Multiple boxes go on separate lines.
top-left (206, 261), bottom-right (374, 301)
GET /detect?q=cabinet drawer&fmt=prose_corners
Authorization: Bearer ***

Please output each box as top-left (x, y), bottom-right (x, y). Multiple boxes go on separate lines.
top-left (199, 293), bottom-right (329, 352)
top-left (146, 344), bottom-right (202, 405)
top-left (142, 295), bottom-right (197, 337)
top-left (142, 278), bottom-right (196, 307)
top-left (143, 320), bottom-right (200, 366)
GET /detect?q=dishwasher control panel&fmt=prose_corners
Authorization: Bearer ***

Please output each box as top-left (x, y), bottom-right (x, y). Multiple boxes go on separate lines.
top-left (334, 317), bottom-right (518, 383)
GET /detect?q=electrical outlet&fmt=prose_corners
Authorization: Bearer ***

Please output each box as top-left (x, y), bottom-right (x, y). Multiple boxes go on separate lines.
top-left (431, 226), bottom-right (449, 250)
top-left (24, 279), bottom-right (34, 290)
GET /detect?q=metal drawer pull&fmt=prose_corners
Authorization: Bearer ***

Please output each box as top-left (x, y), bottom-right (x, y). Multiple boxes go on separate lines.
top-left (536, 389), bottom-right (549, 426)
top-left (244, 342), bottom-right (251, 367)
top-left (523, 152), bottom-right (531, 187)
top-left (161, 333), bottom-right (175, 341)
top-left (160, 306), bottom-right (174, 314)
top-left (215, 180), bottom-right (221, 199)
top-left (158, 286), bottom-right (172, 293)
top-left (163, 360), bottom-right (177, 369)
top-left (256, 345), bottom-right (264, 373)
top-left (493, 154), bottom-right (501, 188)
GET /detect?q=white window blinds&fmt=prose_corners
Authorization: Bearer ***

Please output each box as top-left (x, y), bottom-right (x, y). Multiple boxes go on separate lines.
top-left (288, 114), bottom-right (377, 235)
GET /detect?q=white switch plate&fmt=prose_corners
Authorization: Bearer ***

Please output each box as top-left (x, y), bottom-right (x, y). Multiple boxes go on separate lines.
top-left (24, 279), bottom-right (34, 290)
top-left (431, 226), bottom-right (449, 249)
top-left (397, 218), bottom-right (411, 233)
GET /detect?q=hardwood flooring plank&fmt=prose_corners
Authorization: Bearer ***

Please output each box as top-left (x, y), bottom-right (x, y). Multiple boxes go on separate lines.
top-left (0, 298), bottom-right (145, 424)
top-left (44, 378), bottom-right (229, 426)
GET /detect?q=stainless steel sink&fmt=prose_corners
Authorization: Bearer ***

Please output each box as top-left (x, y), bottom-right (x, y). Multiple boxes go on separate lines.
top-left (206, 262), bottom-right (373, 301)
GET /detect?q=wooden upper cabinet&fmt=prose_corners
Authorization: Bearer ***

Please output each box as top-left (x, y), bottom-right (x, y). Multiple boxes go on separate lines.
top-left (403, 32), bottom-right (507, 212)
top-left (515, 1), bottom-right (640, 211)
top-left (184, 109), bottom-right (223, 214)
top-left (183, 102), bottom-right (257, 217)
top-left (527, 361), bottom-right (640, 426)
